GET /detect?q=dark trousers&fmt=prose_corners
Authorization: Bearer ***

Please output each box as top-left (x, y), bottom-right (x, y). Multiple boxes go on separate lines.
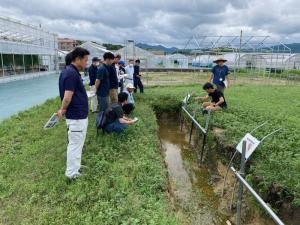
top-left (134, 78), bottom-right (144, 93)
top-left (123, 103), bottom-right (135, 115)
top-left (105, 120), bottom-right (128, 133)
top-left (97, 95), bottom-right (109, 112)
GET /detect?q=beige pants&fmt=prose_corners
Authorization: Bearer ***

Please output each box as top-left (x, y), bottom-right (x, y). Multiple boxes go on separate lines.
top-left (109, 89), bottom-right (118, 104)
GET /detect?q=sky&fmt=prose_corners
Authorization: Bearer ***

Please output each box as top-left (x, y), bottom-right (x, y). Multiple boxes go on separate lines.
top-left (0, 0), bottom-right (300, 47)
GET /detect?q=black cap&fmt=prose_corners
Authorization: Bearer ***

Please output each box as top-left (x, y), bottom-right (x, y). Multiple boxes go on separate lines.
top-left (92, 57), bottom-right (100, 62)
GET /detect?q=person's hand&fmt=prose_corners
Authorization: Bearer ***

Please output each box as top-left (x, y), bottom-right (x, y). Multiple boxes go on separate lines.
top-left (57, 109), bottom-right (66, 119)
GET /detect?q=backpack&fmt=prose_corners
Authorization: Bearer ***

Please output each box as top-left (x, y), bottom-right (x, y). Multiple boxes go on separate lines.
top-left (96, 110), bottom-right (107, 131)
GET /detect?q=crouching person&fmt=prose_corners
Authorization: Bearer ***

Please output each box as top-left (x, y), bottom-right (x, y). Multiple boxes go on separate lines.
top-left (104, 92), bottom-right (136, 133)
top-left (196, 82), bottom-right (227, 112)
top-left (122, 83), bottom-right (135, 114)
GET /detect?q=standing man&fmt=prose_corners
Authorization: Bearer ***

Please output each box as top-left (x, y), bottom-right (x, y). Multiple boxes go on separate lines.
top-left (57, 47), bottom-right (90, 179)
top-left (133, 59), bottom-right (144, 93)
top-left (88, 57), bottom-right (99, 112)
top-left (118, 60), bottom-right (126, 93)
top-left (209, 57), bottom-right (230, 93)
top-left (109, 54), bottom-right (120, 104)
top-left (125, 59), bottom-right (134, 85)
top-left (95, 52), bottom-right (115, 112)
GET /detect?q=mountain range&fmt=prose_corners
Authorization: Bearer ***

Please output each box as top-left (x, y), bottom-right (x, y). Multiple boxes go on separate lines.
top-left (136, 42), bottom-right (300, 54)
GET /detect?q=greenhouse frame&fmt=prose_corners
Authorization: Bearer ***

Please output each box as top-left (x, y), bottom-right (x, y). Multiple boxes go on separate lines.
top-left (0, 16), bottom-right (58, 82)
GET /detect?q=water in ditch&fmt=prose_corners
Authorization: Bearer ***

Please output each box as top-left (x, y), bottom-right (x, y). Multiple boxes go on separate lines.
top-left (158, 113), bottom-right (228, 225)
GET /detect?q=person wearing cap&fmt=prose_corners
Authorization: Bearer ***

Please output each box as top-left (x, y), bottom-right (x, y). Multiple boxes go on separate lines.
top-left (209, 57), bottom-right (230, 93)
top-left (88, 57), bottom-right (100, 112)
top-left (118, 60), bottom-right (126, 93)
top-left (122, 83), bottom-right (135, 114)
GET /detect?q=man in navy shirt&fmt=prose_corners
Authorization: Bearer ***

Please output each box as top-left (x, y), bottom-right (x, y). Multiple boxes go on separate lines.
top-left (209, 57), bottom-right (230, 93)
top-left (133, 59), bottom-right (144, 93)
top-left (88, 57), bottom-right (99, 112)
top-left (58, 47), bottom-right (90, 179)
top-left (95, 52), bottom-right (115, 112)
top-left (109, 54), bottom-right (120, 104)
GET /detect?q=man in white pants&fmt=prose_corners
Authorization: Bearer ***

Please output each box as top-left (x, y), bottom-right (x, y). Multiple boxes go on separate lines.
top-left (88, 57), bottom-right (100, 112)
top-left (125, 59), bottom-right (134, 85)
top-left (58, 47), bottom-right (90, 179)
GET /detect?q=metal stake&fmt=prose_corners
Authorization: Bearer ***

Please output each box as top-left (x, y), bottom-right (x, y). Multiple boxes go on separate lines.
top-left (236, 140), bottom-right (246, 225)
top-left (189, 113), bottom-right (195, 144)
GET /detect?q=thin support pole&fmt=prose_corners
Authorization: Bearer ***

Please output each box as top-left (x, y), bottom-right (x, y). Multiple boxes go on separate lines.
top-left (236, 140), bottom-right (246, 225)
top-left (179, 109), bottom-right (184, 131)
top-left (230, 179), bottom-right (239, 210)
top-left (23, 54), bottom-right (25, 74)
top-left (222, 150), bottom-right (238, 196)
top-left (189, 113), bottom-right (195, 144)
top-left (200, 133), bottom-right (207, 161)
top-left (1, 52), bottom-right (4, 77)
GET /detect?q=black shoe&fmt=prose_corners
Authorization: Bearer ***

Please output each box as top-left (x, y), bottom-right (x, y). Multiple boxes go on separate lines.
top-left (202, 109), bottom-right (208, 115)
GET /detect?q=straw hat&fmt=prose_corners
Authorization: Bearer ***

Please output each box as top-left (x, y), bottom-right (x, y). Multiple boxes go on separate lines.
top-left (213, 56), bottom-right (227, 63)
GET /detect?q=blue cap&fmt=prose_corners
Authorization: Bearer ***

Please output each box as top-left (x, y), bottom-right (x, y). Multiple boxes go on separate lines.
top-left (118, 60), bottom-right (125, 65)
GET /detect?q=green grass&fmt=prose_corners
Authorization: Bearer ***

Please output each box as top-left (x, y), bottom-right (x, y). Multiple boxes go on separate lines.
top-left (138, 84), bottom-right (300, 206)
top-left (0, 98), bottom-right (177, 225)
top-left (1, 82), bottom-right (300, 224)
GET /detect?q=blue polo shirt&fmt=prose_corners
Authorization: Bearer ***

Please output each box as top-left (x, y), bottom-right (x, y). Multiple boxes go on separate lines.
top-left (211, 65), bottom-right (230, 87)
top-left (96, 64), bottom-right (110, 97)
top-left (59, 64), bottom-right (88, 120)
top-left (88, 64), bottom-right (98, 86)
top-left (109, 64), bottom-right (119, 89)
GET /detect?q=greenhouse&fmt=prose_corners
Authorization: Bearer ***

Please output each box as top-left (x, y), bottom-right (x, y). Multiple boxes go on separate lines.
top-left (79, 41), bottom-right (110, 65)
top-left (115, 40), bottom-right (157, 67)
top-left (0, 16), bottom-right (58, 82)
top-left (165, 53), bottom-right (189, 68)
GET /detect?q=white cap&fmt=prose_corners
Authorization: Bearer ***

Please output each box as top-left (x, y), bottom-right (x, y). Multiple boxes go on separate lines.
top-left (126, 83), bottom-right (135, 89)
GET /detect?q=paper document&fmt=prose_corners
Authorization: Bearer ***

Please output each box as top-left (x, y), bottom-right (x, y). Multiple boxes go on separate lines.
top-left (86, 90), bottom-right (96, 98)
top-left (44, 113), bottom-right (59, 129)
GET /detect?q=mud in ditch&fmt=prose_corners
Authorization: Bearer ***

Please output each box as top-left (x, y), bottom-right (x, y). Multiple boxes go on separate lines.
top-left (158, 113), bottom-right (279, 225)
top-left (158, 113), bottom-right (228, 225)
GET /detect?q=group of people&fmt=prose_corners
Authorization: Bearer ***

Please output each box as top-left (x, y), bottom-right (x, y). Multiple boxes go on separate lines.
top-left (57, 47), bottom-right (229, 179)
top-left (88, 54), bottom-right (143, 114)
top-left (57, 47), bottom-right (143, 179)
top-left (196, 56), bottom-right (229, 113)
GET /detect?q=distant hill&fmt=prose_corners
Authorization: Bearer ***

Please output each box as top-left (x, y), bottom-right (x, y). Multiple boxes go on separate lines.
top-left (136, 42), bottom-right (300, 54)
top-left (136, 43), bottom-right (179, 54)
top-left (270, 43), bottom-right (300, 53)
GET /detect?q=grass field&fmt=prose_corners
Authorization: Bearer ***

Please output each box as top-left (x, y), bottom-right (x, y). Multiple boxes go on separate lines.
top-left (140, 84), bottom-right (300, 207)
top-left (0, 98), bottom-right (177, 225)
top-left (0, 80), bottom-right (299, 224)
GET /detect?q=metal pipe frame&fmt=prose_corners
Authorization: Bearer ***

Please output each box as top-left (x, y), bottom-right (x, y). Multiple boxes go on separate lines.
top-left (231, 166), bottom-right (285, 225)
top-left (181, 106), bottom-right (207, 134)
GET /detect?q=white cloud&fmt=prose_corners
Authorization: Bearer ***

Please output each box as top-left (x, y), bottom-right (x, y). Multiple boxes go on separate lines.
top-left (0, 0), bottom-right (299, 46)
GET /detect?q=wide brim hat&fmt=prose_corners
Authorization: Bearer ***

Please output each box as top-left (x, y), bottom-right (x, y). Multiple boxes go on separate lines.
top-left (213, 57), bottom-right (227, 63)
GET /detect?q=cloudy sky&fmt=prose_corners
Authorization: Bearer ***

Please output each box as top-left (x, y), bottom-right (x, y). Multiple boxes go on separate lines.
top-left (0, 0), bottom-right (300, 47)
